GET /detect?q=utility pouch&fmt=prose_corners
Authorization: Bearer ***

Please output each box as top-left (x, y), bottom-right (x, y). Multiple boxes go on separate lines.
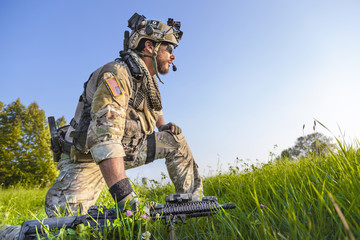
top-left (70, 146), bottom-right (93, 163)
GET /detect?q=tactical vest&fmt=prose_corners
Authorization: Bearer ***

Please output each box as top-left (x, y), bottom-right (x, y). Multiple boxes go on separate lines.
top-left (66, 51), bottom-right (159, 160)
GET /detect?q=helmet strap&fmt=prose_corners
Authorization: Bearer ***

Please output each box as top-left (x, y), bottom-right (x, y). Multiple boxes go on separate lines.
top-left (135, 42), bottom-right (164, 84)
top-left (152, 42), bottom-right (164, 84)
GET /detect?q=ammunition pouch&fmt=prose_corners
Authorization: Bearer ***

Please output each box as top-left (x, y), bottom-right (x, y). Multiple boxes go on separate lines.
top-left (122, 108), bottom-right (145, 161)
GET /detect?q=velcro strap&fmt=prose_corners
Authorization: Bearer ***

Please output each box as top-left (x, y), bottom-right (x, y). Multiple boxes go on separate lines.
top-left (70, 118), bottom-right (78, 129)
top-left (145, 132), bottom-right (156, 164)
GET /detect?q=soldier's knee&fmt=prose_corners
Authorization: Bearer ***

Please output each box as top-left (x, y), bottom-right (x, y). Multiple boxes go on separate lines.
top-left (172, 132), bottom-right (186, 144)
top-left (45, 185), bottom-right (62, 217)
top-left (163, 131), bottom-right (187, 147)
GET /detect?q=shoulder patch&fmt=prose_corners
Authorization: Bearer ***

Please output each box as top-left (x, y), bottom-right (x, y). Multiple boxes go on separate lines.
top-left (105, 77), bottom-right (123, 97)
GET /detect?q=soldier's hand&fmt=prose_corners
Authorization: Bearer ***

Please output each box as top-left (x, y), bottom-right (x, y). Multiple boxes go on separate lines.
top-left (158, 122), bottom-right (182, 135)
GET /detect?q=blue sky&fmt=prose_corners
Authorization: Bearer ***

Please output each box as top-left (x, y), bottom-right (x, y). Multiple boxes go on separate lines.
top-left (1, 0), bottom-right (360, 182)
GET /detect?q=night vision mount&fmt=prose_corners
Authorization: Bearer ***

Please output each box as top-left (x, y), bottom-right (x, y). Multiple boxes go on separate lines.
top-left (167, 18), bottom-right (183, 42)
top-left (127, 13), bottom-right (146, 30)
top-left (167, 18), bottom-right (181, 31)
top-left (127, 13), bottom-right (183, 41)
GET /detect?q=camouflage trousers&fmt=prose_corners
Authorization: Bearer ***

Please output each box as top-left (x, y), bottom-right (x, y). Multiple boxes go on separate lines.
top-left (45, 130), bottom-right (203, 217)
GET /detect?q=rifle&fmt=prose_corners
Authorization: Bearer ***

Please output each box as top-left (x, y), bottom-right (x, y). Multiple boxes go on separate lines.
top-left (18, 194), bottom-right (235, 240)
top-left (150, 194), bottom-right (236, 240)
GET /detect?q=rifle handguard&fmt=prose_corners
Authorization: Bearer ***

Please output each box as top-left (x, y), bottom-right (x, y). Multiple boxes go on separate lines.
top-left (150, 195), bottom-right (236, 224)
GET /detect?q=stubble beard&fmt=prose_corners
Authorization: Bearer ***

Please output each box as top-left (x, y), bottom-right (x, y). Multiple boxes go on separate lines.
top-left (156, 58), bottom-right (170, 75)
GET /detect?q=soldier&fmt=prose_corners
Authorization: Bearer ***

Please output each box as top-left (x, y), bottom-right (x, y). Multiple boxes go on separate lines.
top-left (0, 12), bottom-right (203, 239)
top-left (44, 13), bottom-right (203, 217)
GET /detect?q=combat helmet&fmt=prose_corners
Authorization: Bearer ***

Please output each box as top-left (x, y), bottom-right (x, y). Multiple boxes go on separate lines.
top-left (127, 13), bottom-right (182, 50)
top-left (124, 13), bottom-right (183, 81)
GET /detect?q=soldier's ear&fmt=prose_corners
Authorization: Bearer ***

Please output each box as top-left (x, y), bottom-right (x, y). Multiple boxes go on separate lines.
top-left (144, 40), bottom-right (154, 53)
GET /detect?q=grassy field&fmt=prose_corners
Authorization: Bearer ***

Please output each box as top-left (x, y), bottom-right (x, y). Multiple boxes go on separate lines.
top-left (1, 142), bottom-right (360, 239)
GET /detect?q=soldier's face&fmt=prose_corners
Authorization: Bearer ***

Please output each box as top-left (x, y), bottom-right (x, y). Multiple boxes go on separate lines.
top-left (156, 43), bottom-right (175, 75)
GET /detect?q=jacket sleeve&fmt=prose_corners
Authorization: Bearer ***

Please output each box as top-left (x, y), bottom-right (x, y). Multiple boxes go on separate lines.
top-left (86, 62), bottom-right (132, 164)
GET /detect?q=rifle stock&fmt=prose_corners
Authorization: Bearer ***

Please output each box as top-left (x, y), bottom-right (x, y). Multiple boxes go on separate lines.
top-left (19, 206), bottom-right (118, 240)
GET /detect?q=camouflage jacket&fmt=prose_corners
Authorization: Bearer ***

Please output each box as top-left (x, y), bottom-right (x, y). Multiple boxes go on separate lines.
top-left (86, 57), bottom-right (162, 164)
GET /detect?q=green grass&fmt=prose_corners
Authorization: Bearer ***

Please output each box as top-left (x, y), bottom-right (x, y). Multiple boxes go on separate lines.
top-left (1, 142), bottom-right (360, 239)
top-left (0, 185), bottom-right (48, 226)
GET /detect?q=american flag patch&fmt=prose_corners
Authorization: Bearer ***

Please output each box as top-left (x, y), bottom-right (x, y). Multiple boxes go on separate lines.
top-left (105, 77), bottom-right (122, 97)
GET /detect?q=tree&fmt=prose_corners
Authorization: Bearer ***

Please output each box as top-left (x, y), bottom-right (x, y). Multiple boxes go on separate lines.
top-left (0, 99), bottom-right (60, 187)
top-left (56, 116), bottom-right (67, 128)
top-left (280, 132), bottom-right (335, 159)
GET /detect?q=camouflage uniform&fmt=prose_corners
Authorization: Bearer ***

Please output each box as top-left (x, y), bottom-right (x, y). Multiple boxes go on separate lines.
top-left (45, 56), bottom-right (202, 217)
